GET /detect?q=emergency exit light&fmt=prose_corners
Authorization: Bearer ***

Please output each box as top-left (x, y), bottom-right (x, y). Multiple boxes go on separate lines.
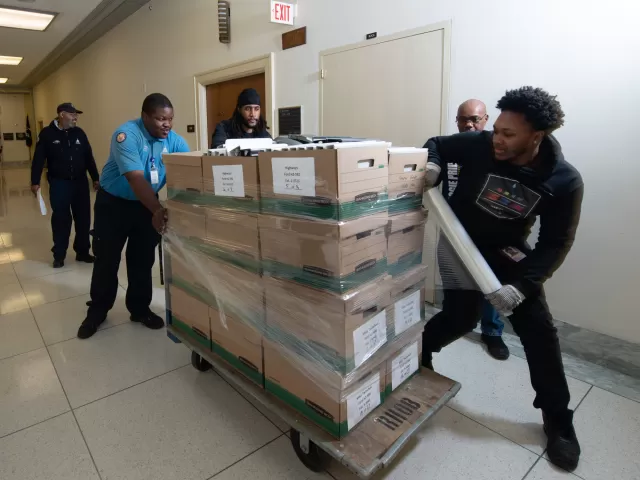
top-left (271, 1), bottom-right (295, 26)
top-left (0, 6), bottom-right (56, 31)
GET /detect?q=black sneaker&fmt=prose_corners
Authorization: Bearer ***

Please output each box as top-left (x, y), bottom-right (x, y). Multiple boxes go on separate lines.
top-left (130, 311), bottom-right (165, 330)
top-left (544, 412), bottom-right (581, 472)
top-left (76, 253), bottom-right (95, 264)
top-left (53, 259), bottom-right (65, 268)
top-left (481, 334), bottom-right (510, 360)
top-left (77, 317), bottom-right (105, 339)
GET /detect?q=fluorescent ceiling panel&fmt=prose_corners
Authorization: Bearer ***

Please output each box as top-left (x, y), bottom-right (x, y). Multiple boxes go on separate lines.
top-left (0, 55), bottom-right (23, 65)
top-left (0, 6), bottom-right (56, 31)
top-left (0, 78), bottom-right (8, 84)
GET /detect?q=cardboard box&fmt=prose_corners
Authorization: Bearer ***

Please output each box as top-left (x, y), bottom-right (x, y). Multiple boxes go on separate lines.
top-left (166, 247), bottom-right (213, 302)
top-left (258, 142), bottom-right (389, 221)
top-left (166, 201), bottom-right (207, 240)
top-left (264, 339), bottom-right (386, 438)
top-left (387, 269), bottom-right (427, 341)
top-left (259, 213), bottom-right (389, 293)
top-left (264, 276), bottom-right (392, 373)
top-left (167, 247), bottom-right (264, 321)
top-left (168, 285), bottom-right (211, 350)
top-left (164, 152), bottom-right (205, 197)
top-left (390, 264), bottom-right (428, 294)
top-left (388, 147), bottom-right (428, 214)
top-left (385, 331), bottom-right (423, 395)
top-left (387, 210), bottom-right (426, 276)
top-left (210, 306), bottom-right (264, 387)
top-left (203, 208), bottom-right (260, 273)
top-left (202, 155), bottom-right (260, 213)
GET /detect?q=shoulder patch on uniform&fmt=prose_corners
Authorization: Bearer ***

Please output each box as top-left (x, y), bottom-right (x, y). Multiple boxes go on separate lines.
top-left (116, 132), bottom-right (127, 143)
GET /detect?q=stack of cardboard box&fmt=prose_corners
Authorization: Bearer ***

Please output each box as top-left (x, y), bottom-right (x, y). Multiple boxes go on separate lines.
top-left (164, 150), bottom-right (265, 386)
top-left (162, 142), bottom-right (430, 439)
top-left (385, 146), bottom-right (430, 394)
top-left (257, 142), bottom-right (430, 438)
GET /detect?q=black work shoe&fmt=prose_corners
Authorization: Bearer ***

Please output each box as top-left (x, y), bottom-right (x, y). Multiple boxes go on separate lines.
top-left (544, 412), bottom-right (581, 472)
top-left (77, 317), bottom-right (105, 339)
top-left (131, 311), bottom-right (165, 330)
top-left (481, 334), bottom-right (510, 360)
top-left (76, 253), bottom-right (95, 264)
top-left (53, 259), bottom-right (65, 268)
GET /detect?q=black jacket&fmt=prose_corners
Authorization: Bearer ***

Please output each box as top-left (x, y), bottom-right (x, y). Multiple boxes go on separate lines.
top-left (211, 119), bottom-right (272, 148)
top-left (424, 131), bottom-right (584, 297)
top-left (31, 120), bottom-right (99, 185)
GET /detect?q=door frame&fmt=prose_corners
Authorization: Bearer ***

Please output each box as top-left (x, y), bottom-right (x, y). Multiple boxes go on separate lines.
top-left (194, 53), bottom-right (275, 151)
top-left (318, 21), bottom-right (452, 137)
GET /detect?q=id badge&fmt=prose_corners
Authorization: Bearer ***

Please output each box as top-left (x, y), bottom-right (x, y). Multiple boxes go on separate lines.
top-left (501, 246), bottom-right (527, 262)
top-left (150, 156), bottom-right (159, 185)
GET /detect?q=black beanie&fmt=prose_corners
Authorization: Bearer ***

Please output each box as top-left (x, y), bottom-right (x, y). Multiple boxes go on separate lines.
top-left (237, 88), bottom-right (261, 107)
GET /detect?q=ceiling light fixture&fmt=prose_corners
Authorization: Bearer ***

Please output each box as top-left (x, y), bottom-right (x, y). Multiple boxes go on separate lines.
top-left (0, 55), bottom-right (23, 65)
top-left (0, 78), bottom-right (8, 84)
top-left (0, 6), bottom-right (56, 31)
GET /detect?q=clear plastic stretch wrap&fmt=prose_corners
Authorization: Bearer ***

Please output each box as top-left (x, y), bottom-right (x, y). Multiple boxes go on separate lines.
top-left (162, 142), bottom-right (429, 438)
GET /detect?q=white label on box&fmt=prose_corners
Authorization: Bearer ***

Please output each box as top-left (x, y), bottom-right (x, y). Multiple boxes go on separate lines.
top-left (213, 165), bottom-right (245, 197)
top-left (272, 157), bottom-right (316, 197)
top-left (353, 310), bottom-right (387, 368)
top-left (391, 342), bottom-right (419, 391)
top-left (394, 290), bottom-right (421, 336)
top-left (347, 372), bottom-right (381, 430)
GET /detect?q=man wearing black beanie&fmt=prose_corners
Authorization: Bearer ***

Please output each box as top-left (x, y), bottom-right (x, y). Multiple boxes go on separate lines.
top-left (211, 88), bottom-right (272, 148)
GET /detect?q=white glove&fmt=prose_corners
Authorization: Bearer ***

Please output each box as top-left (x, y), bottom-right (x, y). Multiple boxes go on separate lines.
top-left (486, 285), bottom-right (525, 315)
top-left (424, 162), bottom-right (441, 189)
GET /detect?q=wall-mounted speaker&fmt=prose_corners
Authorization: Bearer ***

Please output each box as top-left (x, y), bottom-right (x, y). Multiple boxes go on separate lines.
top-left (218, 1), bottom-right (231, 44)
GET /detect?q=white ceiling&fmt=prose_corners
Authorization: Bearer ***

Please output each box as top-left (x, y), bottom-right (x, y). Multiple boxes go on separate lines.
top-left (0, 0), bottom-right (107, 85)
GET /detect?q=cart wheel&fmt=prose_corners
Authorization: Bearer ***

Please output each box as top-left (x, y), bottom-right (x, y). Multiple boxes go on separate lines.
top-left (191, 351), bottom-right (211, 372)
top-left (290, 429), bottom-right (331, 472)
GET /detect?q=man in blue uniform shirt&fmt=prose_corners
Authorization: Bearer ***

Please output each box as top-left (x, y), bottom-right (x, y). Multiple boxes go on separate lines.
top-left (77, 93), bottom-right (189, 339)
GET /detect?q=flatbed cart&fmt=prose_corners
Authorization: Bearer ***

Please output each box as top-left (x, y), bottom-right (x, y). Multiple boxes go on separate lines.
top-left (167, 324), bottom-right (461, 479)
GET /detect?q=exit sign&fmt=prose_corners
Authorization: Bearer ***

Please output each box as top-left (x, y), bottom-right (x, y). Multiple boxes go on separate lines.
top-left (271, 1), bottom-right (295, 25)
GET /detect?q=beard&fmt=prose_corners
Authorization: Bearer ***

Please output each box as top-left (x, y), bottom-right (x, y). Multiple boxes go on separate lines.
top-left (243, 117), bottom-right (258, 129)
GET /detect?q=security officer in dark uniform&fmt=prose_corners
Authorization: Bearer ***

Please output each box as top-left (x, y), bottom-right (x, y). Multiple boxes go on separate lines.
top-left (422, 87), bottom-right (584, 471)
top-left (77, 93), bottom-right (189, 339)
top-left (211, 88), bottom-right (272, 148)
top-left (31, 103), bottom-right (100, 268)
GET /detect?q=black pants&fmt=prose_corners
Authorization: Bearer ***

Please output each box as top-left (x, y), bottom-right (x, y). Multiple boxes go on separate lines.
top-left (49, 177), bottom-right (91, 260)
top-left (86, 189), bottom-right (160, 321)
top-left (423, 238), bottom-right (571, 419)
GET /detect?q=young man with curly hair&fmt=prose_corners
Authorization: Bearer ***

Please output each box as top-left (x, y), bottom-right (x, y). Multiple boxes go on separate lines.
top-left (422, 87), bottom-right (584, 471)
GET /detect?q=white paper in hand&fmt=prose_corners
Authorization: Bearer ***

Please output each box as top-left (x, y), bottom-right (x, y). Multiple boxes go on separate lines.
top-left (37, 190), bottom-right (47, 215)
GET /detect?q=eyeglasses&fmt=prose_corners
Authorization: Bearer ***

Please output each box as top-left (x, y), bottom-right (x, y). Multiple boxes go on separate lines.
top-left (456, 115), bottom-right (487, 125)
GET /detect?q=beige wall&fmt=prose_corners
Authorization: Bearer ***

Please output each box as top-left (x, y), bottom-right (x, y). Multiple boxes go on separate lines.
top-left (33, 0), bottom-right (640, 344)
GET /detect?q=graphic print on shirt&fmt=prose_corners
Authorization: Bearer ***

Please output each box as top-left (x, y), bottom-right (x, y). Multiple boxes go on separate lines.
top-left (446, 163), bottom-right (460, 199)
top-left (476, 174), bottom-right (541, 220)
